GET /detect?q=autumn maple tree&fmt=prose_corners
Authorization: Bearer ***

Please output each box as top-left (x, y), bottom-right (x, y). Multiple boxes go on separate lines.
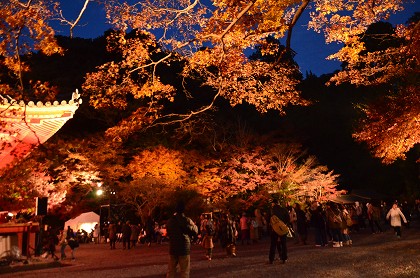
top-left (80, 0), bottom-right (417, 163)
top-left (0, 138), bottom-right (103, 214)
top-left (193, 142), bottom-right (341, 208)
top-left (2, 0), bottom-right (414, 164)
top-left (0, 0), bottom-right (417, 217)
top-left (122, 145), bottom-right (188, 218)
top-left (0, 0), bottom-right (64, 100)
top-left (328, 16), bottom-right (419, 164)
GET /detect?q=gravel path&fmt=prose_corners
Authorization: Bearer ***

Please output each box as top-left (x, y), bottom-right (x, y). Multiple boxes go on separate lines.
top-left (2, 222), bottom-right (420, 278)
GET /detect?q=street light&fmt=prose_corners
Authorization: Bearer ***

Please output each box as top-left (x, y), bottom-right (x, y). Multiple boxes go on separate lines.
top-left (96, 182), bottom-right (103, 196)
top-left (96, 183), bottom-right (116, 243)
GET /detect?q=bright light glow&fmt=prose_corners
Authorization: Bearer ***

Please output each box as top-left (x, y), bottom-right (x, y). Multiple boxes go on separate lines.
top-left (79, 222), bottom-right (97, 233)
top-left (7, 212), bottom-right (13, 217)
top-left (97, 182), bottom-right (102, 187)
top-left (96, 189), bottom-right (104, 196)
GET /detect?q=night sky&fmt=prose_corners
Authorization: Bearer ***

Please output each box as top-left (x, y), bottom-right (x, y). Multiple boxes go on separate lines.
top-left (54, 0), bottom-right (419, 76)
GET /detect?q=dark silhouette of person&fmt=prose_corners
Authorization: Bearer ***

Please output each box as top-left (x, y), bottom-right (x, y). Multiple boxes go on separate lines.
top-left (268, 199), bottom-right (290, 264)
top-left (166, 201), bottom-right (198, 278)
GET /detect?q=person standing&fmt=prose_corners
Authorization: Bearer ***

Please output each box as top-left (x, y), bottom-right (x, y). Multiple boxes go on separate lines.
top-left (386, 202), bottom-right (407, 238)
top-left (122, 220), bottom-right (132, 250)
top-left (326, 202), bottom-right (344, 247)
top-left (67, 230), bottom-right (79, 260)
top-left (340, 204), bottom-right (353, 246)
top-left (145, 216), bottom-right (155, 246)
top-left (130, 223), bottom-right (141, 248)
top-left (239, 212), bottom-right (250, 245)
top-left (93, 224), bottom-right (100, 244)
top-left (254, 209), bottom-right (265, 239)
top-left (45, 226), bottom-right (59, 261)
top-left (202, 222), bottom-right (214, 261)
top-left (368, 202), bottom-right (383, 234)
top-left (108, 221), bottom-right (117, 249)
top-left (249, 217), bottom-right (259, 244)
top-left (58, 228), bottom-right (67, 260)
top-left (198, 214), bottom-right (208, 244)
top-left (295, 203), bottom-right (308, 245)
top-left (166, 201), bottom-right (198, 278)
top-left (355, 202), bottom-right (365, 230)
top-left (310, 202), bottom-right (328, 247)
top-left (219, 213), bottom-right (237, 257)
top-left (268, 199), bottom-right (290, 264)
top-left (289, 205), bottom-right (298, 243)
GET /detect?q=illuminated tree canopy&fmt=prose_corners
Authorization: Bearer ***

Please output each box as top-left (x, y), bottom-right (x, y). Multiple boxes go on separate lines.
top-left (0, 0), bottom-right (418, 217)
top-left (329, 17), bottom-right (419, 163)
top-left (1, 0), bottom-right (416, 161)
top-left (82, 0), bottom-right (416, 162)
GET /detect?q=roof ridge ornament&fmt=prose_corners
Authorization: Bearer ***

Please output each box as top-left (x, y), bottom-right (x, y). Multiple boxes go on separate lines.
top-left (0, 89), bottom-right (82, 171)
top-left (0, 89), bottom-right (82, 108)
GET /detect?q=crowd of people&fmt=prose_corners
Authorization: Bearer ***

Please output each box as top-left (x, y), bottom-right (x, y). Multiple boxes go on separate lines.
top-left (162, 198), bottom-right (417, 277)
top-left (41, 198), bottom-right (419, 277)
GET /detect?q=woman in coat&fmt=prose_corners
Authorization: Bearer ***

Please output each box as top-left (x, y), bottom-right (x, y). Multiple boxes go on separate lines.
top-left (386, 202), bottom-right (407, 238)
top-left (219, 213), bottom-right (237, 257)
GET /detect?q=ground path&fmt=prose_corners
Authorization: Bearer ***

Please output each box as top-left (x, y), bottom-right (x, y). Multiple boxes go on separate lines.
top-left (2, 221), bottom-right (420, 278)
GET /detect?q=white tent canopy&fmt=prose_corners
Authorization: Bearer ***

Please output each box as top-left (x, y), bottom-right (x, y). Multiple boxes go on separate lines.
top-left (64, 211), bottom-right (99, 233)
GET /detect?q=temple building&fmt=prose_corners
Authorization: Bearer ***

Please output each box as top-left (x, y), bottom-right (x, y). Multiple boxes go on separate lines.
top-left (0, 90), bottom-right (81, 170)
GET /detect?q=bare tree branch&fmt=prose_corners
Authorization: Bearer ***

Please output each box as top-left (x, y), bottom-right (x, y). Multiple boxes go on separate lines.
top-left (58, 0), bottom-right (90, 38)
top-left (286, 0), bottom-right (310, 50)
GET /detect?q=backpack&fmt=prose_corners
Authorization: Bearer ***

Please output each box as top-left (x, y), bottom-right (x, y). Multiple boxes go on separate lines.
top-left (270, 215), bottom-right (289, 236)
top-left (205, 221), bottom-right (215, 236)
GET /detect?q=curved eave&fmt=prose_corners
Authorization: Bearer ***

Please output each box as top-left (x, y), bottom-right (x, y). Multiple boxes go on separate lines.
top-left (0, 92), bottom-right (82, 170)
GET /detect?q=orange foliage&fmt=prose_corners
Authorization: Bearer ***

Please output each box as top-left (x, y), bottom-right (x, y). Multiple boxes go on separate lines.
top-left (327, 18), bottom-right (419, 163)
top-left (129, 145), bottom-right (188, 185)
top-left (353, 86), bottom-right (420, 164)
top-left (81, 0), bottom-right (409, 147)
top-left (0, 0), bottom-right (63, 99)
top-left (197, 144), bottom-right (341, 204)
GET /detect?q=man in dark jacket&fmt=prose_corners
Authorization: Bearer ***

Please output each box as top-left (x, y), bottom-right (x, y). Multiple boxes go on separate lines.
top-left (121, 220), bottom-right (132, 250)
top-left (166, 201), bottom-right (198, 278)
top-left (269, 199), bottom-right (290, 264)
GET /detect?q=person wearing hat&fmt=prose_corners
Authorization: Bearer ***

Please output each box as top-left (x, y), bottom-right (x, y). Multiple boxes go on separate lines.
top-left (166, 201), bottom-right (198, 278)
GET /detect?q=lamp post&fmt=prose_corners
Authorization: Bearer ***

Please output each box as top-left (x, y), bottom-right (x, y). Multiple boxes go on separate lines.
top-left (96, 183), bottom-right (116, 243)
top-left (96, 182), bottom-right (105, 243)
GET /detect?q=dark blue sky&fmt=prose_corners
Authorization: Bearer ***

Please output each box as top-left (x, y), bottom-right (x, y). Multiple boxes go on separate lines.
top-left (54, 1), bottom-right (419, 76)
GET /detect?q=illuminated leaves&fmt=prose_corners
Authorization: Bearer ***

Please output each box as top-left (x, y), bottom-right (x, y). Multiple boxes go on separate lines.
top-left (197, 144), bottom-right (341, 204)
top-left (309, 0), bottom-right (404, 44)
top-left (0, 139), bottom-right (102, 213)
top-left (82, 30), bottom-right (177, 138)
top-left (266, 144), bottom-right (341, 202)
top-left (353, 86), bottom-right (420, 164)
top-left (0, 0), bottom-right (63, 98)
top-left (328, 18), bottom-right (419, 163)
top-left (83, 0), bottom-right (318, 137)
top-left (82, 0), bottom-right (408, 144)
top-left (122, 145), bottom-right (194, 217)
top-left (129, 145), bottom-right (187, 185)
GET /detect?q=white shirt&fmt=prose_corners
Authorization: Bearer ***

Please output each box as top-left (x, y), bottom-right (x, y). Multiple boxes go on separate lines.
top-left (386, 207), bottom-right (407, 227)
